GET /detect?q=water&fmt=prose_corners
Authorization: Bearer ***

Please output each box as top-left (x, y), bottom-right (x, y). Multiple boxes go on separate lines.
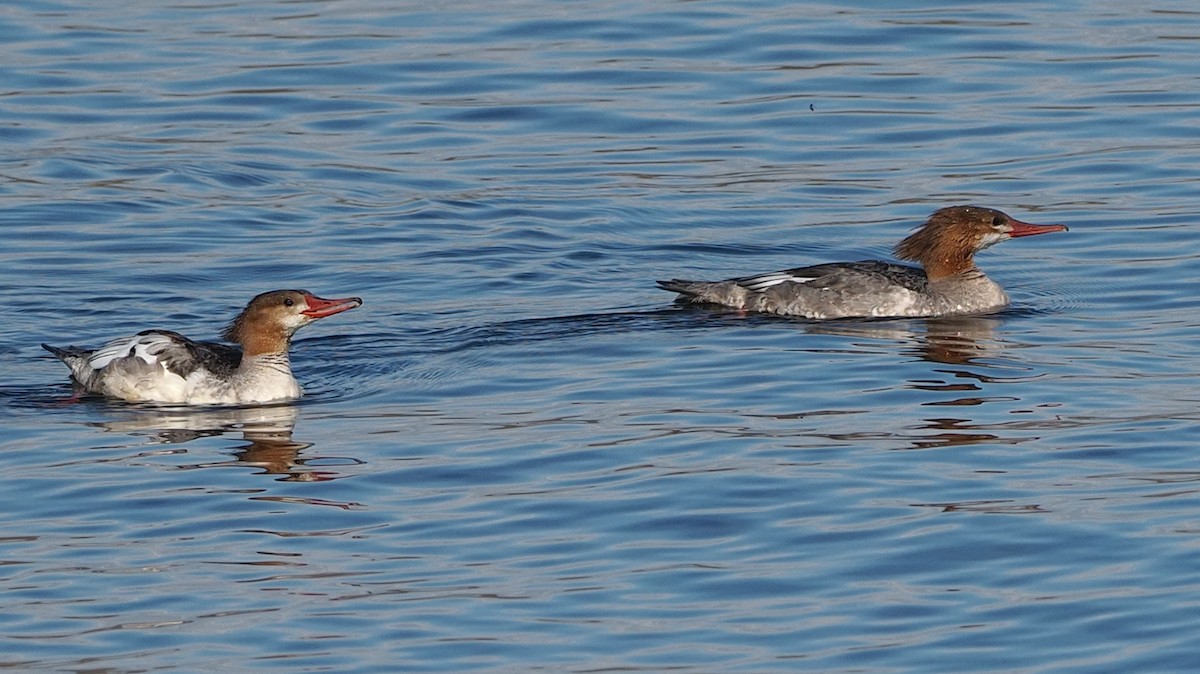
top-left (3, 0), bottom-right (1200, 671)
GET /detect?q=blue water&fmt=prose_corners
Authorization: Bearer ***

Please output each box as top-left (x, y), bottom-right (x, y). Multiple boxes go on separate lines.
top-left (4, 0), bottom-right (1200, 671)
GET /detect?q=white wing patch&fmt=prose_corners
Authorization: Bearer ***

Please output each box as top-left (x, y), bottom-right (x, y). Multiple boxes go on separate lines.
top-left (737, 271), bottom-right (817, 293)
top-left (73, 332), bottom-right (197, 403)
top-left (86, 333), bottom-right (179, 371)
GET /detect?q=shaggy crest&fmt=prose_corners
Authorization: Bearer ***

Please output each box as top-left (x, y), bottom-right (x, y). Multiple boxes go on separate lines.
top-left (893, 205), bottom-right (1002, 279)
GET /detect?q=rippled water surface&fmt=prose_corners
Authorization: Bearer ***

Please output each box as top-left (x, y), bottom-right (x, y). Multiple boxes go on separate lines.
top-left (5, 1), bottom-right (1200, 671)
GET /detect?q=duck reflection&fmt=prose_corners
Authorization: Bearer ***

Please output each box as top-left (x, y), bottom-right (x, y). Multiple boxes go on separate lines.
top-left (806, 316), bottom-right (1053, 450)
top-left (91, 404), bottom-right (348, 481)
top-left (912, 316), bottom-right (1002, 366)
top-left (804, 315), bottom-right (1001, 366)
top-left (903, 416), bottom-right (1032, 450)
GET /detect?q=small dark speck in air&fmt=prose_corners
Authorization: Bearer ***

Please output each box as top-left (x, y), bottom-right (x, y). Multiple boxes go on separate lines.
top-left (810, 104), bottom-right (815, 111)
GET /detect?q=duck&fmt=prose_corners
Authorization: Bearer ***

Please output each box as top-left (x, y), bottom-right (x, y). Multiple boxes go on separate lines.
top-left (657, 205), bottom-right (1067, 319)
top-left (43, 289), bottom-right (362, 405)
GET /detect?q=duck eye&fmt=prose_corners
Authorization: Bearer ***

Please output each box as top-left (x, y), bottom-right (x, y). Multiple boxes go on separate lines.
top-left (991, 215), bottom-right (1006, 228)
top-left (283, 298), bottom-right (295, 307)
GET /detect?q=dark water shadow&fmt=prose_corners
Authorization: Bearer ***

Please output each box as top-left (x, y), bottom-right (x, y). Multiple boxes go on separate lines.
top-left (415, 305), bottom-right (1014, 367)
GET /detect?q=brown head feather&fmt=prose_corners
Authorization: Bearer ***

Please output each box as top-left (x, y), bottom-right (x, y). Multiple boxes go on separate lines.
top-left (221, 289), bottom-right (309, 356)
top-left (893, 205), bottom-right (1004, 280)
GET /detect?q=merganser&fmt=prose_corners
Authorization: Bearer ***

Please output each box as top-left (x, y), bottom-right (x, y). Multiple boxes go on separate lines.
top-left (657, 206), bottom-right (1067, 319)
top-left (43, 289), bottom-right (362, 405)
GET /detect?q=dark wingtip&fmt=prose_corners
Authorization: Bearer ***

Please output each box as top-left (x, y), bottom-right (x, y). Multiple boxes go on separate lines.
top-left (42, 343), bottom-right (71, 360)
top-left (656, 279), bottom-right (690, 293)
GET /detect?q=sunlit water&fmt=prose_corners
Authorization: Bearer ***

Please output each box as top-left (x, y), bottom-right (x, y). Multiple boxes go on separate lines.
top-left (4, 1), bottom-right (1200, 672)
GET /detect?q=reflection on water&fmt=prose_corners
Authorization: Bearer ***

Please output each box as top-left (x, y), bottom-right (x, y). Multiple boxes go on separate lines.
top-left (913, 500), bottom-right (1047, 514)
top-left (95, 403), bottom-right (299, 443)
top-left (88, 404), bottom-right (361, 482)
top-left (808, 316), bottom-right (1064, 450)
top-left (805, 315), bottom-right (1002, 364)
top-left (903, 417), bottom-right (1031, 450)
